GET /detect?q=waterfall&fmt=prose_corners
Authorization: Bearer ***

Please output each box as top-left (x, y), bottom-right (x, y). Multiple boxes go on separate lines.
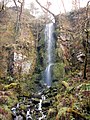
top-left (44, 23), bottom-right (55, 87)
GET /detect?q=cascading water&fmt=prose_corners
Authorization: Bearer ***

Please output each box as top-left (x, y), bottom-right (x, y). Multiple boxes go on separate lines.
top-left (11, 94), bottom-right (46, 120)
top-left (11, 22), bottom-right (56, 120)
top-left (44, 23), bottom-right (55, 86)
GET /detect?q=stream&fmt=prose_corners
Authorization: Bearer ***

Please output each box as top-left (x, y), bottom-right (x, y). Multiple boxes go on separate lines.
top-left (11, 85), bottom-right (58, 120)
top-left (11, 92), bottom-right (47, 120)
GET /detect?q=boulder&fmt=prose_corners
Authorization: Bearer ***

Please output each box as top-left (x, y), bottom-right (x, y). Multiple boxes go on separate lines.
top-left (31, 98), bottom-right (40, 104)
top-left (42, 100), bottom-right (51, 107)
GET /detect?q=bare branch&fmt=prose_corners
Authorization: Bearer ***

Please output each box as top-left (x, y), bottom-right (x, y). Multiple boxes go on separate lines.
top-left (13, 0), bottom-right (18, 9)
top-left (61, 0), bottom-right (66, 14)
top-left (35, 0), bottom-right (55, 18)
top-left (0, 0), bottom-right (4, 12)
top-left (18, 0), bottom-right (24, 21)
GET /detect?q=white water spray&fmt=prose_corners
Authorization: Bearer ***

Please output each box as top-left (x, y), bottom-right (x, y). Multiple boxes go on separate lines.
top-left (26, 109), bottom-right (32, 120)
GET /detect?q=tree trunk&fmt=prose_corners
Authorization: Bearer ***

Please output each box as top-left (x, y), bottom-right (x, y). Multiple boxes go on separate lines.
top-left (83, 1), bottom-right (90, 79)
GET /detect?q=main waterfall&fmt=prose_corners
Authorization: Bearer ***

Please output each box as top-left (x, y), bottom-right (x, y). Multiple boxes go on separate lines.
top-left (44, 23), bottom-right (55, 87)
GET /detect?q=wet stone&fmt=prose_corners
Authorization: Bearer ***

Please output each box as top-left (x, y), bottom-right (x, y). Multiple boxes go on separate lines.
top-left (42, 100), bottom-right (51, 107)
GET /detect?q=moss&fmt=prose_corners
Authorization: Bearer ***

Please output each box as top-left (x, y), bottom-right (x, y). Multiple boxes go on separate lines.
top-left (4, 83), bottom-right (20, 91)
top-left (53, 62), bottom-right (65, 80)
top-left (0, 96), bottom-right (8, 105)
top-left (16, 75), bottom-right (36, 96)
top-left (0, 84), bottom-right (4, 90)
top-left (56, 107), bottom-right (88, 120)
top-left (19, 104), bottom-right (27, 111)
top-left (0, 90), bottom-right (18, 108)
top-left (22, 91), bottom-right (31, 97)
top-left (57, 107), bottom-right (69, 117)
top-left (48, 108), bottom-right (57, 118)
top-left (7, 96), bottom-right (18, 108)
top-left (61, 81), bottom-right (69, 89)
top-left (0, 107), bottom-right (12, 120)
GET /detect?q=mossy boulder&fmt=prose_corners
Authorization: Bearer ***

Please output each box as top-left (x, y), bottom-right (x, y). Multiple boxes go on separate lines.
top-left (21, 91), bottom-right (32, 97)
top-left (19, 104), bottom-right (27, 111)
top-left (4, 83), bottom-right (20, 91)
top-left (42, 100), bottom-right (51, 107)
top-left (31, 98), bottom-right (40, 104)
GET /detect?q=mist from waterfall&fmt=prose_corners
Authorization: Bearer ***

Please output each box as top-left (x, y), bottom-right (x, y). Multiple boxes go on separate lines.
top-left (44, 23), bottom-right (55, 87)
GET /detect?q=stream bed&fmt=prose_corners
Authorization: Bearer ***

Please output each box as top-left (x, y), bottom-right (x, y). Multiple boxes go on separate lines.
top-left (11, 94), bottom-right (46, 120)
top-left (11, 86), bottom-right (57, 120)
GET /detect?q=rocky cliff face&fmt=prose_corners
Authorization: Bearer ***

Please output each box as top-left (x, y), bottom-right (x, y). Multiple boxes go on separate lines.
top-left (0, 8), bottom-right (36, 78)
top-left (56, 7), bottom-right (90, 77)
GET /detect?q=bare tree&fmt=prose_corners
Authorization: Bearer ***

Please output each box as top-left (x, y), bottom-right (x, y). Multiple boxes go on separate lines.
top-left (0, 0), bottom-right (11, 12)
top-left (13, 0), bottom-right (24, 32)
top-left (13, 0), bottom-right (24, 21)
top-left (18, 0), bottom-right (24, 21)
top-left (35, 0), bottom-right (56, 22)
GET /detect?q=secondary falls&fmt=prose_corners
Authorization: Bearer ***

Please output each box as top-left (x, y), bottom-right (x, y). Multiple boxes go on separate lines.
top-left (44, 23), bottom-right (55, 86)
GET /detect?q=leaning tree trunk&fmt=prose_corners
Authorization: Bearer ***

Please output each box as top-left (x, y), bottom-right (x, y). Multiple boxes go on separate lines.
top-left (83, 1), bottom-right (90, 79)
